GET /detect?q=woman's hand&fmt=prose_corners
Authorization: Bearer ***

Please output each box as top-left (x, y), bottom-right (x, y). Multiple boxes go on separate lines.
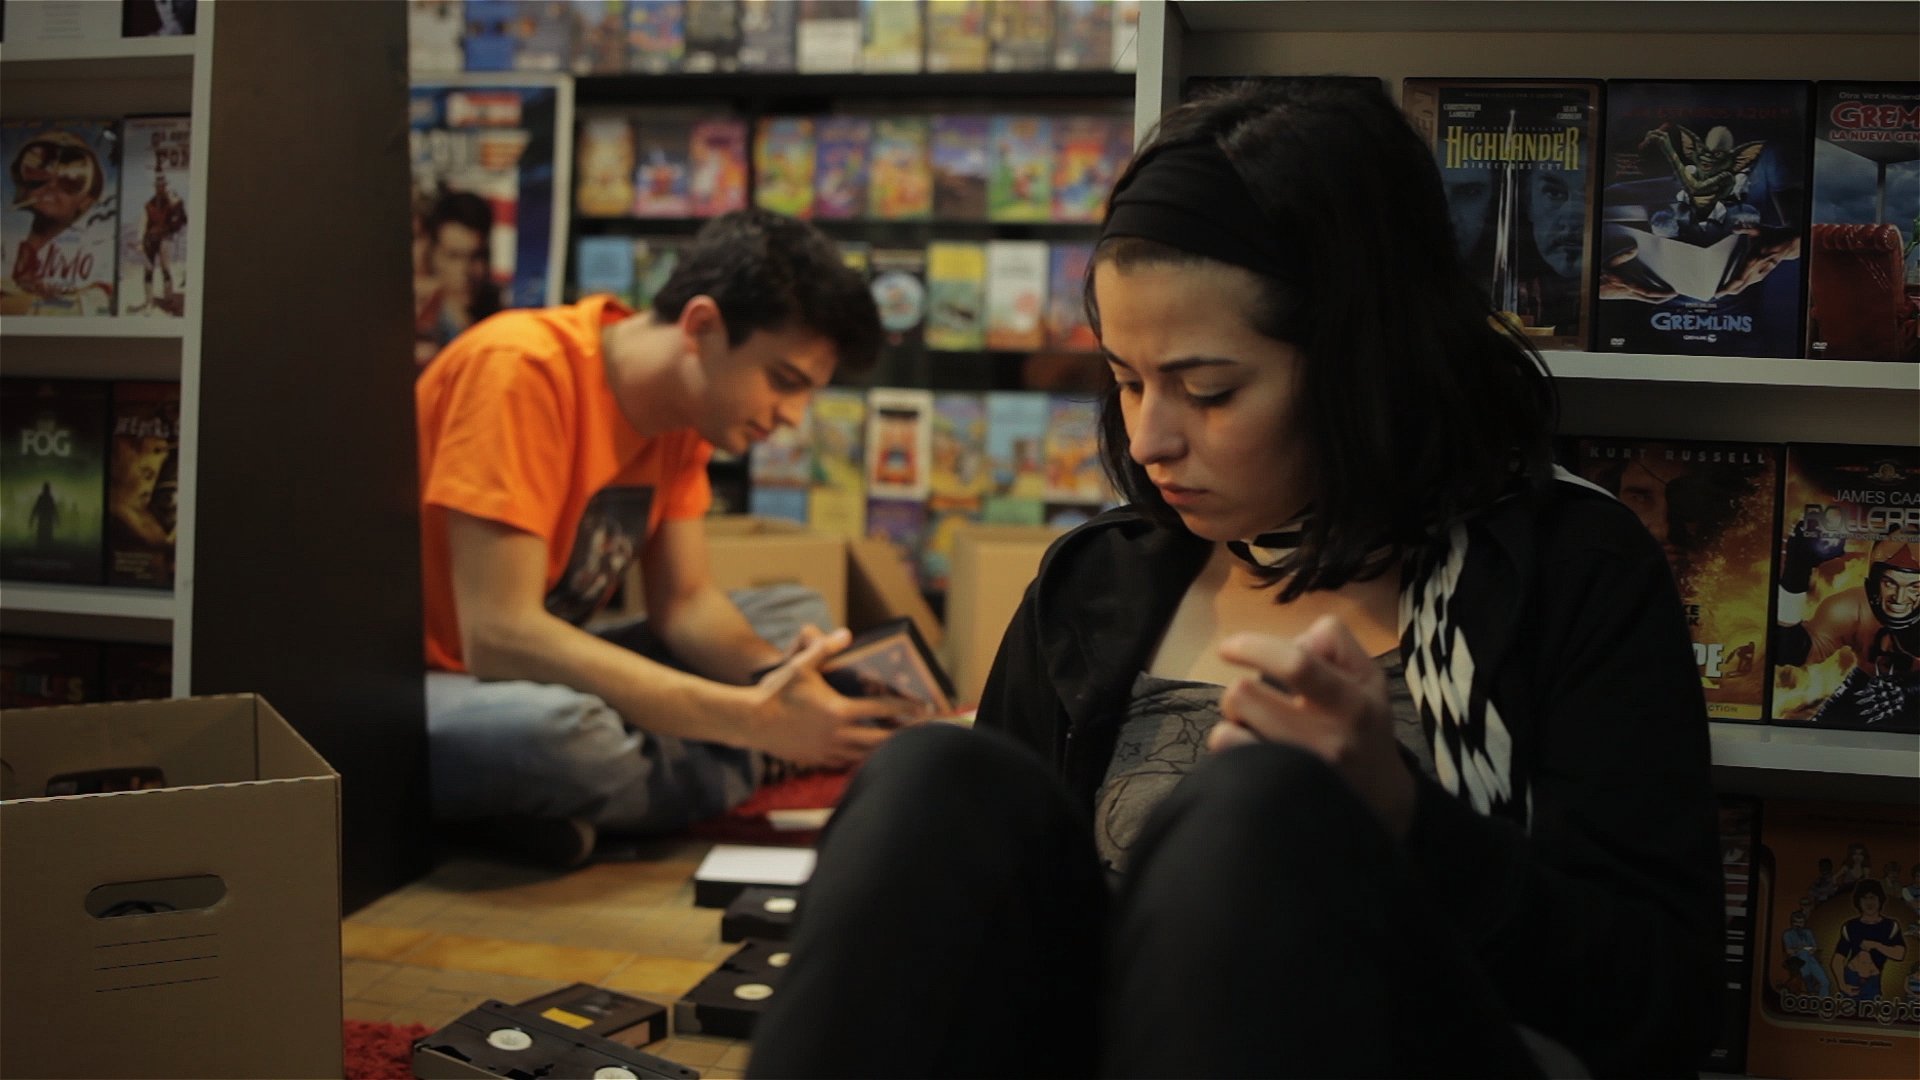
top-left (1207, 614), bottom-right (1417, 840)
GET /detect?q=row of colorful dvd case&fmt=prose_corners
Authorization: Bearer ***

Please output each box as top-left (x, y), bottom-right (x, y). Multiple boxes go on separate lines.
top-left (0, 635), bottom-right (173, 710)
top-left (740, 388), bottom-right (1111, 592)
top-left (411, 0), bottom-right (1139, 78)
top-left (0, 116), bottom-right (192, 319)
top-left (1562, 438), bottom-right (1918, 733)
top-left (577, 111), bottom-right (1132, 225)
top-left (1709, 795), bottom-right (1917, 1080)
top-left (1390, 77), bottom-right (1918, 362)
top-left (576, 236), bottom-right (1097, 354)
top-left (0, 379), bottom-right (181, 590)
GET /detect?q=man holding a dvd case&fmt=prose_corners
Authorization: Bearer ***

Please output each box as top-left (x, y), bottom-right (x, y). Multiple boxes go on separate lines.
top-left (417, 209), bottom-right (908, 866)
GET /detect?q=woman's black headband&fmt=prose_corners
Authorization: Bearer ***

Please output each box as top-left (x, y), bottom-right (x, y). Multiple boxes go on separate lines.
top-left (1098, 139), bottom-right (1306, 284)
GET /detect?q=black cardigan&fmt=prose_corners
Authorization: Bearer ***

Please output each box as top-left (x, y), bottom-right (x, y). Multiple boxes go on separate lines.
top-left (974, 479), bottom-right (1725, 1076)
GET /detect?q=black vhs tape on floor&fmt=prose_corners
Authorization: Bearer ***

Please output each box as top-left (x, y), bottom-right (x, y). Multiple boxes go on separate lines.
top-left (720, 886), bottom-right (798, 943)
top-left (514, 981), bottom-right (669, 1048)
top-left (674, 939), bottom-right (789, 1040)
top-left (411, 999), bottom-right (698, 1080)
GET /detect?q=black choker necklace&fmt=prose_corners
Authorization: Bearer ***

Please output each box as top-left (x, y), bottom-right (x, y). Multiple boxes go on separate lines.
top-left (1225, 523), bottom-right (1305, 571)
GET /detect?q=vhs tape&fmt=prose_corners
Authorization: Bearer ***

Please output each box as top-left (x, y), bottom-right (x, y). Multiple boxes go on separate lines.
top-left (720, 887), bottom-right (799, 943)
top-left (411, 1000), bottom-right (697, 1080)
top-left (674, 941), bottom-right (790, 1039)
top-left (513, 981), bottom-right (668, 1048)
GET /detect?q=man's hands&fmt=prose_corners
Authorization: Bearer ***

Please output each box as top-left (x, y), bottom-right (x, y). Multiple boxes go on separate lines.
top-left (1206, 615), bottom-right (1417, 841)
top-left (736, 627), bottom-right (923, 769)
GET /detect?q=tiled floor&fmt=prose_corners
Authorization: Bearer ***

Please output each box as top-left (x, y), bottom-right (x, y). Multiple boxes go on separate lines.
top-left (343, 836), bottom-right (753, 1078)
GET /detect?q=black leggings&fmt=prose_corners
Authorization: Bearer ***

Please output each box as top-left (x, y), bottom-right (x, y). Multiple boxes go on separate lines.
top-left (747, 723), bottom-right (1544, 1079)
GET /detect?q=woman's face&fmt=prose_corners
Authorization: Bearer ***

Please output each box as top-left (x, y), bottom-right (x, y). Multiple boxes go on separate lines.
top-left (1095, 259), bottom-right (1307, 543)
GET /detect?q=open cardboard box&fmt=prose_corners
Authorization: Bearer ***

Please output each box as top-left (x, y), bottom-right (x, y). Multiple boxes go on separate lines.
top-left (946, 524), bottom-right (1061, 706)
top-left (605, 517), bottom-right (943, 649)
top-left (0, 694), bottom-right (343, 1079)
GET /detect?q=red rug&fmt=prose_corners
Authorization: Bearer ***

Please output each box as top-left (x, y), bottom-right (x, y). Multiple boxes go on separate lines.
top-left (344, 1019), bottom-right (429, 1080)
top-left (686, 767), bottom-right (852, 846)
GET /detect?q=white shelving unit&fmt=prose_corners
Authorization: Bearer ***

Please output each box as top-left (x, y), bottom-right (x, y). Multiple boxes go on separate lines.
top-left (0, 582), bottom-right (176, 621)
top-left (0, 316), bottom-right (187, 339)
top-left (0, 9), bottom-right (212, 695)
top-left (1137, 0), bottom-right (1920, 803)
top-left (3, 0), bottom-right (430, 909)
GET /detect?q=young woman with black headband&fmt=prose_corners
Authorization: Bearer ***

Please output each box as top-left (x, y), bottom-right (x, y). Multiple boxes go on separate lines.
top-left (748, 80), bottom-right (1721, 1079)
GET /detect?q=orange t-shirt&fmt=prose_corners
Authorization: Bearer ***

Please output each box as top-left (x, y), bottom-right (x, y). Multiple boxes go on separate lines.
top-left (417, 295), bottom-right (713, 672)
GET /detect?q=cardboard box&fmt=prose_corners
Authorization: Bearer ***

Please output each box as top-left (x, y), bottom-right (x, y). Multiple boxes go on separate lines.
top-left (591, 516), bottom-right (846, 628)
top-left (1, 694), bottom-right (343, 1079)
top-left (846, 535), bottom-right (943, 648)
top-left (703, 516), bottom-right (849, 628)
top-left (945, 525), bottom-right (1061, 706)
top-left (598, 519), bottom-right (948, 655)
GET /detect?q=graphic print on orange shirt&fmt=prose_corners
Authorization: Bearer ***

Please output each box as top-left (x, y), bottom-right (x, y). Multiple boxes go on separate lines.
top-left (546, 485), bottom-right (653, 626)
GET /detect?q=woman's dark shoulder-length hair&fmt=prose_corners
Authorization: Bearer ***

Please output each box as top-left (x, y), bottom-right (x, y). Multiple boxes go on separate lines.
top-left (1090, 79), bottom-right (1558, 600)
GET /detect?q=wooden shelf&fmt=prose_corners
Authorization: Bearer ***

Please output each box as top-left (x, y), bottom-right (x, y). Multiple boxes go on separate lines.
top-left (1, 316), bottom-right (186, 340)
top-left (0, 582), bottom-right (175, 621)
top-left (1543, 352), bottom-right (1920, 391)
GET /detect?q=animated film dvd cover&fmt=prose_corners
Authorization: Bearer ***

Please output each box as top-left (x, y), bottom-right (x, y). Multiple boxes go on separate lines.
top-left (117, 115), bottom-right (190, 318)
top-left (566, 0), bottom-right (630, 75)
top-left (1402, 79), bottom-right (1600, 352)
top-left (680, 0), bottom-right (741, 73)
top-left (985, 390), bottom-right (1049, 500)
top-left (1043, 395), bottom-right (1107, 505)
top-left (752, 117), bottom-right (815, 218)
top-left (984, 239), bottom-right (1047, 351)
top-left (738, 0), bottom-right (798, 71)
top-left (866, 117), bottom-right (933, 222)
top-left (1573, 437), bottom-right (1780, 721)
top-left (633, 115), bottom-right (693, 217)
top-left (575, 114), bottom-right (637, 217)
top-left (924, 241), bottom-right (987, 352)
top-left (986, 0), bottom-right (1051, 73)
top-left (1052, 114), bottom-right (1129, 225)
top-left (930, 392), bottom-right (990, 504)
top-left (1745, 799), bottom-right (1919, 1080)
top-left (1596, 80), bottom-right (1811, 358)
top-left (807, 388), bottom-right (866, 540)
top-left (1771, 443), bottom-right (1920, 733)
top-left (795, 0), bottom-right (861, 74)
top-left (688, 118), bottom-right (748, 216)
top-left (864, 388), bottom-right (933, 501)
top-left (626, 0), bottom-right (687, 73)
top-left (930, 115), bottom-right (991, 220)
top-left (1046, 242), bottom-right (1096, 351)
top-left (924, 0), bottom-right (988, 73)
top-left (1052, 0), bottom-right (1113, 72)
top-left (1806, 82), bottom-right (1920, 363)
top-left (869, 246), bottom-right (928, 362)
top-left (811, 115), bottom-right (872, 221)
top-left (860, 0), bottom-right (922, 73)
top-left (987, 115), bottom-right (1052, 222)
top-left (1, 119), bottom-right (120, 317)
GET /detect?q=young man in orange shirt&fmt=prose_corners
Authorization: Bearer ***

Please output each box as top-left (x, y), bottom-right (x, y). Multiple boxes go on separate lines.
top-left (418, 209), bottom-right (903, 865)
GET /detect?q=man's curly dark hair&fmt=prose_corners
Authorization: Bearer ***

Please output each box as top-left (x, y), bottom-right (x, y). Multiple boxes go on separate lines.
top-left (651, 208), bottom-right (881, 376)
